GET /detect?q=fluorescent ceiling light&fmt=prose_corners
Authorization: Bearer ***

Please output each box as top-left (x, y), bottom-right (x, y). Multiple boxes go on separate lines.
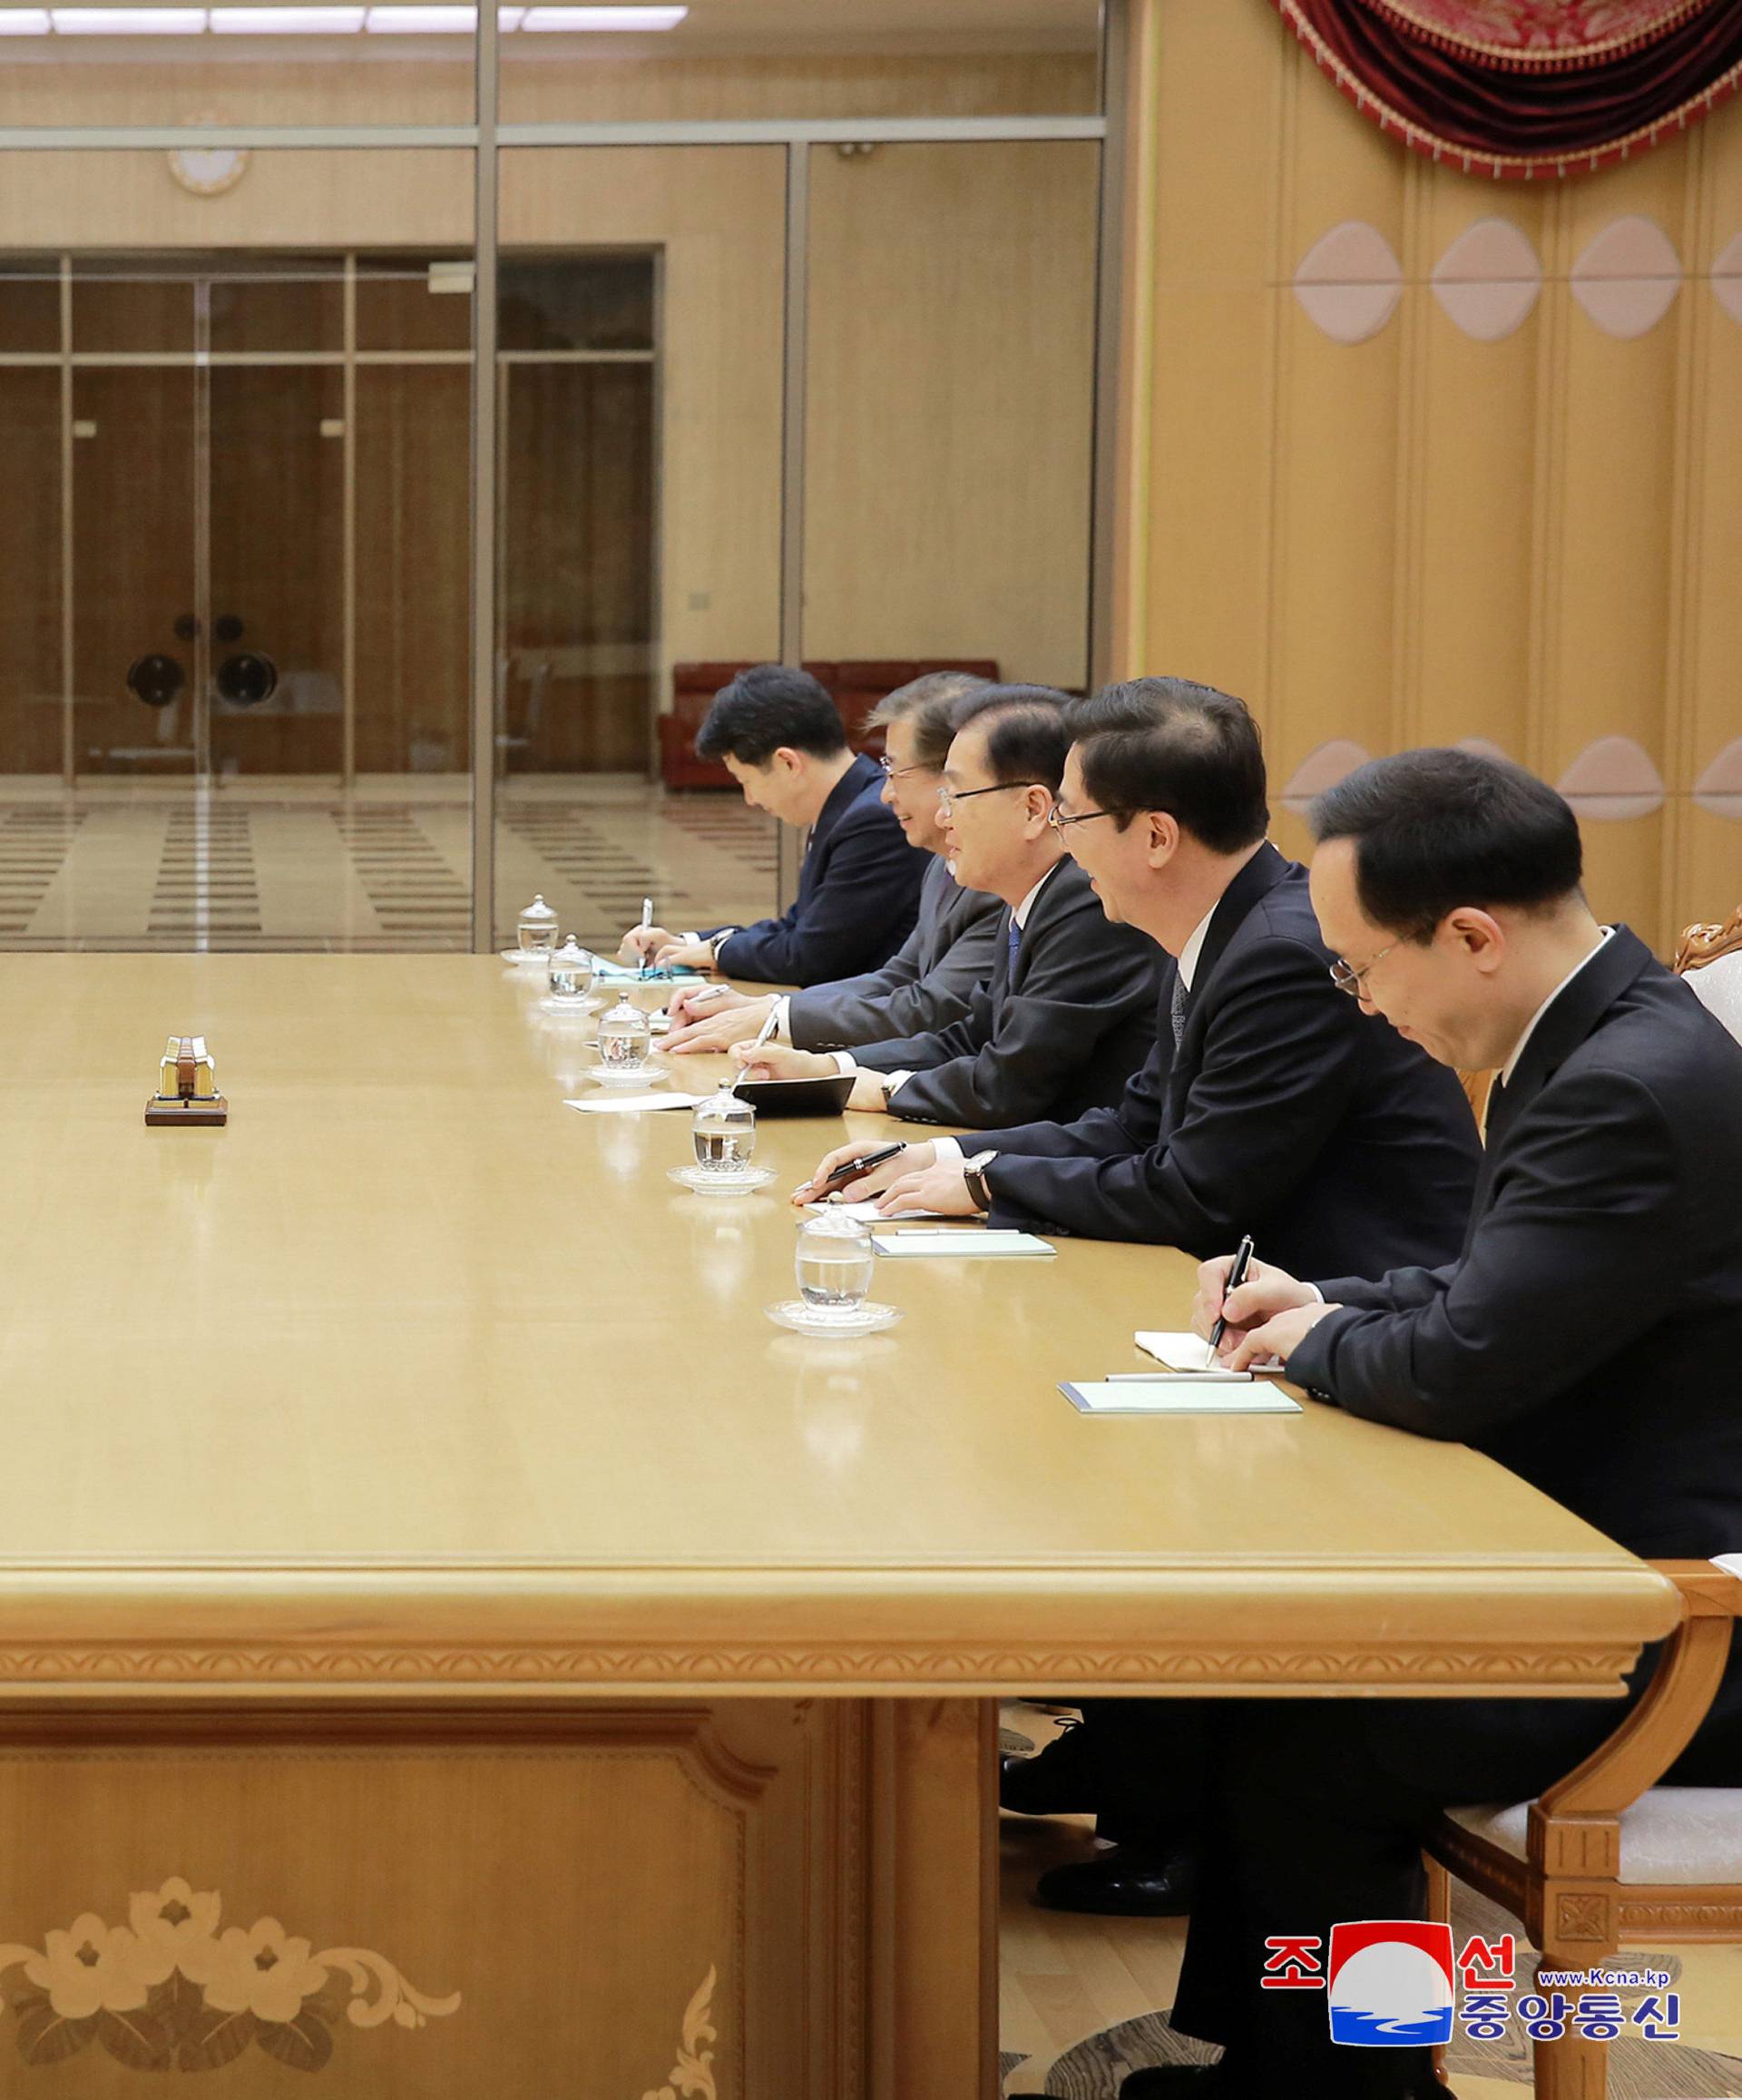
top-left (363, 3), bottom-right (472, 25)
top-left (210, 5), bottom-right (366, 27)
top-left (0, 8), bottom-right (52, 26)
top-left (520, 5), bottom-right (686, 27)
top-left (52, 5), bottom-right (206, 25)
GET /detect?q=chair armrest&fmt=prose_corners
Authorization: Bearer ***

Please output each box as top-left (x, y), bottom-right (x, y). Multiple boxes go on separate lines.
top-left (1531, 1559), bottom-right (1735, 1836)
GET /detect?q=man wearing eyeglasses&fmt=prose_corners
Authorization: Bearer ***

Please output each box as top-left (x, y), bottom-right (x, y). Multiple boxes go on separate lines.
top-left (732, 684), bottom-right (1160, 1126)
top-left (1116, 750), bottom-right (1742, 2100)
top-left (661, 672), bottom-right (1004, 1057)
top-left (795, 677), bottom-right (1480, 1919)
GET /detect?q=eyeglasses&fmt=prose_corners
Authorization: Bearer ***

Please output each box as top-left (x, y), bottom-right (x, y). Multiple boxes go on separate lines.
top-left (936, 780), bottom-right (1048, 813)
top-left (1045, 802), bottom-right (1131, 834)
top-left (1328, 942), bottom-right (1398, 998)
top-left (878, 755), bottom-right (932, 782)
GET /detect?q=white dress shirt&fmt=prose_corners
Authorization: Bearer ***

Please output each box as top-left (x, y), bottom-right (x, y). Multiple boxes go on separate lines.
top-left (837, 868), bottom-right (1055, 1102)
top-left (932, 882), bottom-right (1202, 1171)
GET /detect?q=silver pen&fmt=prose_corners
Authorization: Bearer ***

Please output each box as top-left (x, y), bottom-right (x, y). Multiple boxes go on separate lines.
top-left (639, 897), bottom-right (655, 976)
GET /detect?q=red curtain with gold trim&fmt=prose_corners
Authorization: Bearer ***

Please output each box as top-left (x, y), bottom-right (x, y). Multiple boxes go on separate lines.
top-left (1271, 0), bottom-right (1742, 179)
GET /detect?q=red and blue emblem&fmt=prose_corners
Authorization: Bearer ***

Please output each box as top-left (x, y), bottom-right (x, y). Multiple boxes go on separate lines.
top-left (1327, 1920), bottom-right (1455, 2046)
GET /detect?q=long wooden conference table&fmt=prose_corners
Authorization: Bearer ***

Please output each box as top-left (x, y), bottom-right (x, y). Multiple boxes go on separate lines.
top-left (0, 954), bottom-right (1675, 2097)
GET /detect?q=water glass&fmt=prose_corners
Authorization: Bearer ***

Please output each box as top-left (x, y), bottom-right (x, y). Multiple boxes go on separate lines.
top-left (691, 1087), bottom-right (757, 1173)
top-left (597, 994), bottom-right (651, 1075)
top-left (516, 893), bottom-right (559, 955)
top-left (547, 936), bottom-right (593, 1004)
top-left (794, 1212), bottom-right (876, 1318)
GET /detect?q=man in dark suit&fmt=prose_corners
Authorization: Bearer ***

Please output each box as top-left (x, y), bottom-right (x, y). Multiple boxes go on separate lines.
top-left (661, 671), bottom-right (1003, 1056)
top-left (618, 662), bottom-right (927, 986)
top-left (796, 680), bottom-right (1483, 1916)
top-left (734, 685), bottom-right (1160, 1126)
top-left (810, 680), bottom-right (1478, 1266)
top-left (1123, 750), bottom-right (1742, 2100)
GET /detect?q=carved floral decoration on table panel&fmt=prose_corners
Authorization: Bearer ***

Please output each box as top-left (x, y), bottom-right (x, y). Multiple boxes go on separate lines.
top-left (640, 1967), bottom-right (718, 2100)
top-left (0, 1878), bottom-right (460, 2073)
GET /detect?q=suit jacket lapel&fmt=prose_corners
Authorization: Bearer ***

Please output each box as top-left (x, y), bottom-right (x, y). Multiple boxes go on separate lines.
top-left (1162, 843), bottom-right (1296, 1110)
top-left (1465, 926), bottom-right (1656, 1245)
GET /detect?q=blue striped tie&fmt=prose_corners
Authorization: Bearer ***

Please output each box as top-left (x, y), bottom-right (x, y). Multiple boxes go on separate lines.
top-left (1007, 914), bottom-right (1021, 979)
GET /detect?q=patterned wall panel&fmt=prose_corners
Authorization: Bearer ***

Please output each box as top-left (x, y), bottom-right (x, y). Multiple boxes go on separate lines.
top-left (1123, 0), bottom-right (1742, 952)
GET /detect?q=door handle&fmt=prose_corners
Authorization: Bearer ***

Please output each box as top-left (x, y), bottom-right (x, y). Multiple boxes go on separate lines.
top-left (216, 652), bottom-right (278, 708)
top-left (127, 654), bottom-right (186, 709)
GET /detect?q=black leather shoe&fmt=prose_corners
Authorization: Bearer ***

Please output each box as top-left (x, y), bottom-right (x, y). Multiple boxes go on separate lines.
top-left (1120, 2066), bottom-right (1453, 2099)
top-left (999, 1718), bottom-right (1097, 1816)
top-left (1118, 2071), bottom-right (1227, 2098)
top-left (1032, 1843), bottom-right (1199, 1915)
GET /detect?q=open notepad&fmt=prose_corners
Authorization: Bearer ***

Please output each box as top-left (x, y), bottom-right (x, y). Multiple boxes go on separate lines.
top-left (1061, 1379), bottom-right (1301, 1416)
top-left (870, 1229), bottom-right (1055, 1259)
top-left (802, 1200), bottom-right (955, 1223)
top-left (565, 1094), bottom-right (703, 1115)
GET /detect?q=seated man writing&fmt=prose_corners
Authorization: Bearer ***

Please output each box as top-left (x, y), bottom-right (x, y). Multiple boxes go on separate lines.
top-left (797, 676), bottom-right (1483, 1917)
top-left (1119, 748), bottom-right (1742, 2100)
top-left (617, 662), bottom-right (927, 986)
top-left (732, 684), bottom-right (1161, 1125)
top-left (661, 671), bottom-right (1003, 1055)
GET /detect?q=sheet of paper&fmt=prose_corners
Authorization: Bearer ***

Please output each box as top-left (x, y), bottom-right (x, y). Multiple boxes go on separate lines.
top-left (1061, 1379), bottom-right (1301, 1416)
top-left (565, 1094), bottom-right (703, 1115)
top-left (872, 1230), bottom-right (1055, 1258)
top-left (804, 1200), bottom-right (954, 1222)
top-left (1134, 1330), bottom-right (1217, 1371)
top-left (589, 961), bottom-right (704, 985)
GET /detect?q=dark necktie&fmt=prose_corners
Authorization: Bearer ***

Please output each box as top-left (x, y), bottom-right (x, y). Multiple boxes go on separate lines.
top-left (1170, 967), bottom-right (1189, 1049)
top-left (1007, 914), bottom-right (1022, 980)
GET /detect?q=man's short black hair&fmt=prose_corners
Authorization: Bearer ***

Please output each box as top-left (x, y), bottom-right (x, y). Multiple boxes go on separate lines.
top-left (695, 663), bottom-right (847, 766)
top-left (1311, 748), bottom-right (1584, 944)
top-left (867, 671), bottom-right (989, 771)
top-left (1062, 676), bottom-right (1269, 855)
top-left (948, 683), bottom-right (1072, 795)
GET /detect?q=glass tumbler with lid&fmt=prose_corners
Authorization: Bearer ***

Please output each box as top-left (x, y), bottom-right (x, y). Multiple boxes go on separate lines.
top-left (794, 1211), bottom-right (877, 1319)
top-left (596, 994), bottom-right (651, 1075)
top-left (516, 894), bottom-right (560, 955)
top-left (547, 936), bottom-right (593, 1006)
top-left (690, 1084), bottom-right (757, 1173)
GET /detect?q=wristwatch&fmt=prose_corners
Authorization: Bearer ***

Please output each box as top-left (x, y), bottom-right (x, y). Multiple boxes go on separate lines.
top-left (961, 1148), bottom-right (997, 1214)
top-left (708, 928), bottom-right (739, 962)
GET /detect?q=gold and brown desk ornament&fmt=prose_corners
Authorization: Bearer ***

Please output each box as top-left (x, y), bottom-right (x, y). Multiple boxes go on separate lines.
top-left (145, 1035), bottom-right (228, 1127)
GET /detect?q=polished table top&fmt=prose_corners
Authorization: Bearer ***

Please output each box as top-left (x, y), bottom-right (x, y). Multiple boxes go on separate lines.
top-left (0, 954), bottom-right (1675, 1698)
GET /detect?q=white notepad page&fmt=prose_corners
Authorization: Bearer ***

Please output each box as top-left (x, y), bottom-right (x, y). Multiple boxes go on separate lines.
top-left (1061, 1379), bottom-right (1301, 1415)
top-left (1135, 1330), bottom-right (1218, 1371)
top-left (565, 1094), bottom-right (703, 1115)
top-left (871, 1231), bottom-right (1055, 1258)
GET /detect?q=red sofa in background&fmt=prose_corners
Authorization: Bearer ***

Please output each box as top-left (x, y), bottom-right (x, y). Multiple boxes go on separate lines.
top-left (661, 659), bottom-right (1000, 790)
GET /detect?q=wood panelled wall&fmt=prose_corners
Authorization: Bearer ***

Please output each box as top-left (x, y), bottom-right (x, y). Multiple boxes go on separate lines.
top-left (1113, 0), bottom-right (1742, 957)
top-left (0, 50), bottom-right (1096, 130)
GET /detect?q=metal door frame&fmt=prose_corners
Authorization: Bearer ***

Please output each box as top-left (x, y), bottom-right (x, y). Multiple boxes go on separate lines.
top-left (0, 0), bottom-right (1124, 949)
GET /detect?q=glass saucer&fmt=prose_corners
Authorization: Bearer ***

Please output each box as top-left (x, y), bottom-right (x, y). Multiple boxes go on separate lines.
top-left (669, 1163), bottom-right (777, 1197)
top-left (539, 995), bottom-right (602, 1017)
top-left (765, 1299), bottom-right (903, 1337)
top-left (589, 1065), bottom-right (665, 1089)
top-left (501, 948), bottom-right (555, 966)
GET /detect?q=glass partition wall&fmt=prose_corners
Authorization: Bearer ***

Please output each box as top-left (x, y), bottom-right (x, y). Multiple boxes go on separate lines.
top-left (0, 3), bottom-right (1114, 952)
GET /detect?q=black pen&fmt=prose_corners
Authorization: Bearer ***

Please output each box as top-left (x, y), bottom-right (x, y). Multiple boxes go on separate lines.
top-left (1206, 1233), bottom-right (1256, 1359)
top-left (815, 1142), bottom-right (907, 1195)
